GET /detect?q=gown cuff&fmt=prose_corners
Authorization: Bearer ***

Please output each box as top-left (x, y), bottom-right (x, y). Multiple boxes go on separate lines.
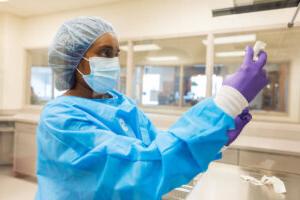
top-left (214, 86), bottom-right (248, 118)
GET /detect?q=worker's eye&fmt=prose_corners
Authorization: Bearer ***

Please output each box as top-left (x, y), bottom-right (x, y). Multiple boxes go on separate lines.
top-left (99, 48), bottom-right (114, 58)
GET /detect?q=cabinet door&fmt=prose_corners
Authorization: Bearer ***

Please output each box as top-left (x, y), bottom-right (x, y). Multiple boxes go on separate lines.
top-left (0, 132), bottom-right (14, 164)
top-left (239, 150), bottom-right (300, 174)
top-left (216, 148), bottom-right (239, 165)
top-left (13, 123), bottom-right (37, 177)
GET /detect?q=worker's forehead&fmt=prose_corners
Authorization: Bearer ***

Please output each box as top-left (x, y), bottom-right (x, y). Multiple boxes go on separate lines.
top-left (91, 33), bottom-right (119, 48)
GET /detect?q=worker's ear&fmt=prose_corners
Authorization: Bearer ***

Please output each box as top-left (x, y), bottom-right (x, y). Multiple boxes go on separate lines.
top-left (77, 57), bottom-right (91, 75)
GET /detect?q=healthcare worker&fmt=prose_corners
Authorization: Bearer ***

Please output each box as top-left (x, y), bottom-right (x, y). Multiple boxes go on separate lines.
top-left (36, 16), bottom-right (268, 200)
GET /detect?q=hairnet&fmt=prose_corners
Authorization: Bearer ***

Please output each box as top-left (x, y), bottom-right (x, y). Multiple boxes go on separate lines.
top-left (49, 16), bottom-right (116, 91)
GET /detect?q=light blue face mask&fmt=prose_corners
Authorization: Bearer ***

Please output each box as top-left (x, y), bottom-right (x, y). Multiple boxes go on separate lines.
top-left (77, 57), bottom-right (120, 94)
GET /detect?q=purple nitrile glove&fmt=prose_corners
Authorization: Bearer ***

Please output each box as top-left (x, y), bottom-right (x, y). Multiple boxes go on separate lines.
top-left (226, 108), bottom-right (252, 146)
top-left (223, 46), bottom-right (269, 103)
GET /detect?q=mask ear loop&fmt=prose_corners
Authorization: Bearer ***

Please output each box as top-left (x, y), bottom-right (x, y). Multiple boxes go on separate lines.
top-left (76, 57), bottom-right (90, 75)
top-left (76, 68), bottom-right (84, 76)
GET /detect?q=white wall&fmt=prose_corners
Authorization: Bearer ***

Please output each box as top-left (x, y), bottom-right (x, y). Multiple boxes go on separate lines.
top-left (0, 14), bottom-right (25, 111)
top-left (0, 15), bottom-right (4, 109)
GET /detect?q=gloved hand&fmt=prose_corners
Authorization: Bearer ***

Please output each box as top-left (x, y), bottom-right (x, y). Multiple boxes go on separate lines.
top-left (226, 108), bottom-right (252, 146)
top-left (223, 46), bottom-right (269, 103)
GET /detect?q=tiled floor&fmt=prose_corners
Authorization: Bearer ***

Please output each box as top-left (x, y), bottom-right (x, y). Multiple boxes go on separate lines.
top-left (0, 165), bottom-right (37, 200)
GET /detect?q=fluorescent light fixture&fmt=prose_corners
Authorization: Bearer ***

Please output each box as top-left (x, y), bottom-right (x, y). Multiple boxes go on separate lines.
top-left (203, 34), bottom-right (256, 45)
top-left (147, 56), bottom-right (178, 61)
top-left (216, 51), bottom-right (245, 57)
top-left (0, 0), bottom-right (9, 2)
top-left (120, 44), bottom-right (161, 52)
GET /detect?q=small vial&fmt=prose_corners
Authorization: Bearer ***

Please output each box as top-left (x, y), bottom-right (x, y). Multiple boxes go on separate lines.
top-left (253, 41), bottom-right (267, 61)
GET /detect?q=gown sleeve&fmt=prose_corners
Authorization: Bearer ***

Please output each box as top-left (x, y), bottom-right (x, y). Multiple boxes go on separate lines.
top-left (36, 98), bottom-right (235, 200)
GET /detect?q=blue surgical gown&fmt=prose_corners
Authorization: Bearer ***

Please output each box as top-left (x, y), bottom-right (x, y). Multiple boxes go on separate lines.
top-left (36, 90), bottom-right (234, 200)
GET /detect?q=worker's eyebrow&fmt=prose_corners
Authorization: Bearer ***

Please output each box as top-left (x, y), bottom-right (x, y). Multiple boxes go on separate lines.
top-left (97, 44), bottom-right (121, 51)
top-left (97, 45), bottom-right (113, 49)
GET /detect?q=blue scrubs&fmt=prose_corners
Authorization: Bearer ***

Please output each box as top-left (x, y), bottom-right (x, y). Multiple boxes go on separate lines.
top-left (36, 90), bottom-right (234, 200)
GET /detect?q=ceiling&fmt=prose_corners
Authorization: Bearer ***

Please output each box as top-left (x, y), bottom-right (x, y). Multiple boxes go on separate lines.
top-left (0, 0), bottom-right (126, 17)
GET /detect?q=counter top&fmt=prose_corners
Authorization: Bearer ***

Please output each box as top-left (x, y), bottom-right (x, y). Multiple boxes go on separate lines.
top-left (0, 116), bottom-right (15, 122)
top-left (13, 113), bottom-right (40, 124)
top-left (231, 136), bottom-right (300, 156)
top-left (0, 113), bottom-right (40, 124)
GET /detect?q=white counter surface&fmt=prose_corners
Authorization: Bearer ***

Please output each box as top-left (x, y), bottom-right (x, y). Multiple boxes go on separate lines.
top-left (13, 113), bottom-right (40, 124)
top-left (187, 163), bottom-right (300, 200)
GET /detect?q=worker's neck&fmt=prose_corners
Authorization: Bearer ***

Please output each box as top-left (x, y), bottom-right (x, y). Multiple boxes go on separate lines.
top-left (63, 83), bottom-right (111, 99)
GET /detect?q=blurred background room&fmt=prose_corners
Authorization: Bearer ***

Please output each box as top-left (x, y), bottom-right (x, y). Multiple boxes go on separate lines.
top-left (0, 0), bottom-right (300, 199)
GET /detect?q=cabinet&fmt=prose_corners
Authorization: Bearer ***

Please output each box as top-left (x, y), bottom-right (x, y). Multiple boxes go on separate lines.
top-left (217, 148), bottom-right (239, 165)
top-left (239, 150), bottom-right (300, 174)
top-left (0, 121), bottom-right (14, 165)
top-left (11, 119), bottom-right (300, 178)
top-left (13, 122), bottom-right (37, 177)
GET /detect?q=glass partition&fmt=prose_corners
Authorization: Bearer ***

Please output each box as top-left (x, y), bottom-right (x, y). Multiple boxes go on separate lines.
top-left (212, 28), bottom-right (299, 112)
top-left (27, 28), bottom-right (299, 114)
top-left (118, 42), bottom-right (128, 94)
top-left (183, 65), bottom-right (206, 107)
top-left (129, 36), bottom-right (207, 108)
top-left (28, 49), bottom-right (51, 105)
